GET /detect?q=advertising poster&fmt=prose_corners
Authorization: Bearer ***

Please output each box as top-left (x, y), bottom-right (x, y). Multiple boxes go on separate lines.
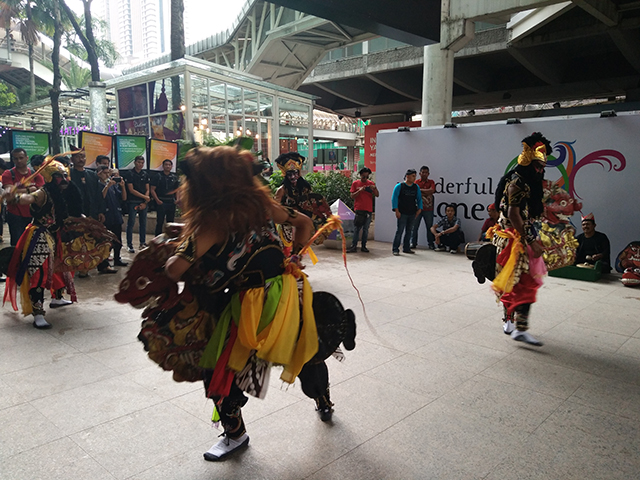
top-left (115, 135), bottom-right (148, 170)
top-left (376, 113), bottom-right (640, 257)
top-left (149, 139), bottom-right (178, 172)
top-left (364, 121), bottom-right (420, 172)
top-left (11, 130), bottom-right (50, 163)
top-left (79, 131), bottom-right (113, 169)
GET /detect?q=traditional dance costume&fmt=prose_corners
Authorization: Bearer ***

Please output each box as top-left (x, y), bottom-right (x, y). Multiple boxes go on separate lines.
top-left (274, 153), bottom-right (331, 252)
top-left (117, 210), bottom-right (355, 461)
top-left (3, 159), bottom-right (114, 328)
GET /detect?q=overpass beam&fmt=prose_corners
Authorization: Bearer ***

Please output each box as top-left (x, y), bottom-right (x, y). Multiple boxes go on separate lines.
top-left (422, 1), bottom-right (475, 127)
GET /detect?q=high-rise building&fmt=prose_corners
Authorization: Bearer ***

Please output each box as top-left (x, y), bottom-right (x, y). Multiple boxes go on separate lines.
top-left (94, 0), bottom-right (170, 65)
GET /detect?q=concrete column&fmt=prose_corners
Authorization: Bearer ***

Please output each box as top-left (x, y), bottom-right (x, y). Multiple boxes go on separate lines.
top-left (421, 44), bottom-right (455, 127)
top-left (89, 81), bottom-right (108, 133)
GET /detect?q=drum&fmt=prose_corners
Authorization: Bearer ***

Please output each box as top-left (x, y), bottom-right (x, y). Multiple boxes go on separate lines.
top-left (464, 242), bottom-right (486, 260)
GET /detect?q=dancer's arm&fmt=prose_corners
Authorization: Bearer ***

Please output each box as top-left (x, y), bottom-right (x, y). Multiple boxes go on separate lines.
top-left (269, 202), bottom-right (313, 253)
top-left (165, 226), bottom-right (224, 282)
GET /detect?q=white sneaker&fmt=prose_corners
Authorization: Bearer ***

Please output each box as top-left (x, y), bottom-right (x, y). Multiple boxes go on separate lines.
top-left (50, 298), bottom-right (73, 309)
top-left (203, 433), bottom-right (249, 461)
top-left (33, 315), bottom-right (52, 329)
top-left (503, 320), bottom-right (515, 334)
top-left (511, 330), bottom-right (543, 346)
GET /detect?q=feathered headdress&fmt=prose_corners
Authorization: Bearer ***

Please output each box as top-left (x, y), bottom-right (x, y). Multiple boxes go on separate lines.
top-left (40, 160), bottom-right (69, 183)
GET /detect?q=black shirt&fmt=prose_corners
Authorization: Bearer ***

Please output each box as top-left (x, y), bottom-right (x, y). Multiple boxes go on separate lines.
top-left (576, 231), bottom-right (611, 272)
top-left (151, 172), bottom-right (179, 202)
top-left (127, 169), bottom-right (150, 204)
top-left (398, 182), bottom-right (420, 215)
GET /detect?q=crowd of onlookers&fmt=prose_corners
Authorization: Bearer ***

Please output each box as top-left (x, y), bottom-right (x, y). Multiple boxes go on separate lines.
top-left (0, 147), bottom-right (179, 276)
top-left (347, 164), bottom-right (611, 271)
top-left (1, 148), bottom-right (611, 275)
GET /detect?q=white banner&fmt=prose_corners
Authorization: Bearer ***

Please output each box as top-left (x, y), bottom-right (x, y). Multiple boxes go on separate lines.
top-left (376, 113), bottom-right (640, 260)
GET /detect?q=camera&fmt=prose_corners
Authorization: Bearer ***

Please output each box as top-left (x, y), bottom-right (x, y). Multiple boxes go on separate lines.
top-left (364, 186), bottom-right (373, 193)
top-left (113, 177), bottom-right (122, 183)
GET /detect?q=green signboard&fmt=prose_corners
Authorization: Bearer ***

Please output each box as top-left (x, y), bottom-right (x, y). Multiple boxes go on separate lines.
top-left (115, 135), bottom-right (147, 170)
top-left (11, 130), bottom-right (50, 164)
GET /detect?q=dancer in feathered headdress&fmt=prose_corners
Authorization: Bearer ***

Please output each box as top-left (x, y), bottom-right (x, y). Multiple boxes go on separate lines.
top-left (2, 154), bottom-right (114, 329)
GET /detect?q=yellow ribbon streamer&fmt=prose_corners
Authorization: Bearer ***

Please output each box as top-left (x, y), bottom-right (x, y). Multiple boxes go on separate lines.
top-left (488, 226), bottom-right (525, 295)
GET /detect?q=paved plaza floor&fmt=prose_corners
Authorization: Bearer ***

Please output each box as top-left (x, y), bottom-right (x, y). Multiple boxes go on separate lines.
top-left (1, 240), bottom-right (640, 480)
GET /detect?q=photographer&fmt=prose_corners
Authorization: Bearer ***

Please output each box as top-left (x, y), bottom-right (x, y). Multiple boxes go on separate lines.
top-left (97, 165), bottom-right (128, 268)
top-left (347, 167), bottom-right (379, 253)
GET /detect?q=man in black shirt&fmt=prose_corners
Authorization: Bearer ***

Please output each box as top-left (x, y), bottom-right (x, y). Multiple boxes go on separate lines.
top-left (150, 159), bottom-right (180, 236)
top-left (575, 213), bottom-right (611, 272)
top-left (390, 169), bottom-right (422, 255)
top-left (125, 156), bottom-right (150, 253)
top-left (69, 148), bottom-right (106, 223)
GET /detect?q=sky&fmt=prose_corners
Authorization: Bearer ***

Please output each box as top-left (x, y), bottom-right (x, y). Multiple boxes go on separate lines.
top-left (66, 0), bottom-right (246, 45)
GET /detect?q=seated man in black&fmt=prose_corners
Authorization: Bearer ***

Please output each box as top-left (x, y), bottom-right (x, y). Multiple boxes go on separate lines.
top-left (431, 204), bottom-right (465, 254)
top-left (575, 213), bottom-right (611, 272)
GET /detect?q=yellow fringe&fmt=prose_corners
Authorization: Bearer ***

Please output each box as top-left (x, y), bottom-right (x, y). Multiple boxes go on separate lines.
top-left (488, 226), bottom-right (525, 295)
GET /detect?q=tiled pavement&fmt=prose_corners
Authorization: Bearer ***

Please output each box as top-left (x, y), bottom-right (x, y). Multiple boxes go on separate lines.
top-left (1, 240), bottom-right (640, 480)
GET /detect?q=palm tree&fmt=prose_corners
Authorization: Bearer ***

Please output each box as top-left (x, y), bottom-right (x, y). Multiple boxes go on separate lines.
top-left (20, 0), bottom-right (39, 102)
top-left (61, 58), bottom-right (91, 90)
top-left (0, 1), bottom-right (18, 63)
top-left (170, 0), bottom-right (185, 111)
top-left (49, 0), bottom-right (63, 154)
top-left (60, 0), bottom-right (100, 82)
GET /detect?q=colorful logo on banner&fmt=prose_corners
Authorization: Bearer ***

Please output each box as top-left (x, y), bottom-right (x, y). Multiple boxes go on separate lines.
top-left (505, 141), bottom-right (627, 199)
top-left (12, 131), bottom-right (50, 160)
top-left (81, 132), bottom-right (113, 169)
top-left (116, 136), bottom-right (147, 170)
top-left (149, 139), bottom-right (178, 171)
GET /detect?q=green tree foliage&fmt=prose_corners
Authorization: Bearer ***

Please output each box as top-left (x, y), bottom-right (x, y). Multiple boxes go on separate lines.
top-left (64, 14), bottom-right (118, 68)
top-left (16, 84), bottom-right (50, 104)
top-left (0, 81), bottom-right (17, 107)
top-left (305, 171), bottom-right (354, 209)
top-left (61, 58), bottom-right (91, 89)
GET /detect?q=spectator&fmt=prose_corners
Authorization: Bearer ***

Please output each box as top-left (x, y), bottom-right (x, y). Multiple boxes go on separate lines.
top-left (30, 154), bottom-right (46, 169)
top-left (69, 147), bottom-right (106, 222)
top-left (97, 165), bottom-right (128, 268)
top-left (150, 159), bottom-right (180, 236)
top-left (125, 155), bottom-right (150, 253)
top-left (69, 147), bottom-right (107, 276)
top-left (391, 168), bottom-right (422, 256)
top-left (95, 155), bottom-right (111, 169)
top-left (411, 165), bottom-right (436, 250)
top-left (1, 148), bottom-right (44, 245)
top-left (478, 203), bottom-right (499, 241)
top-left (431, 204), bottom-right (464, 254)
top-left (347, 167), bottom-right (379, 253)
top-left (0, 158), bottom-right (6, 245)
top-left (575, 213), bottom-right (611, 272)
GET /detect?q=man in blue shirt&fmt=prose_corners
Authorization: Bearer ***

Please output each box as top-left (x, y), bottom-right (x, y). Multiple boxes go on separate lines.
top-left (391, 169), bottom-right (422, 255)
top-left (431, 204), bottom-right (464, 253)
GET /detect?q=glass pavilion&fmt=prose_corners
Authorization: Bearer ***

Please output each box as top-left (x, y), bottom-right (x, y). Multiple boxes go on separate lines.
top-left (106, 56), bottom-right (315, 164)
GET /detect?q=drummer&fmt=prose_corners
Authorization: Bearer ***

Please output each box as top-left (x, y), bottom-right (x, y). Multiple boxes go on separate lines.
top-left (478, 203), bottom-right (499, 242)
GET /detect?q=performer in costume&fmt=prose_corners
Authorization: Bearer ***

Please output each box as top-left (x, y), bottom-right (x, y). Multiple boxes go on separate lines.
top-left (2, 158), bottom-right (114, 329)
top-left (126, 146), bottom-right (355, 462)
top-left (274, 152), bottom-right (331, 252)
top-left (489, 132), bottom-right (550, 346)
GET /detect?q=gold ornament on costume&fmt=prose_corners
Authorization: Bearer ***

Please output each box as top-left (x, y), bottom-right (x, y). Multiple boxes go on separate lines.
top-left (40, 160), bottom-right (69, 183)
top-left (539, 222), bottom-right (579, 270)
top-left (517, 142), bottom-right (547, 167)
top-left (275, 153), bottom-right (304, 174)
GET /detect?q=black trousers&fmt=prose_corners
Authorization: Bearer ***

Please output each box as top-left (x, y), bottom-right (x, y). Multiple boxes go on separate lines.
top-left (155, 202), bottom-right (176, 236)
top-left (209, 360), bottom-right (330, 439)
top-left (105, 222), bottom-right (123, 261)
